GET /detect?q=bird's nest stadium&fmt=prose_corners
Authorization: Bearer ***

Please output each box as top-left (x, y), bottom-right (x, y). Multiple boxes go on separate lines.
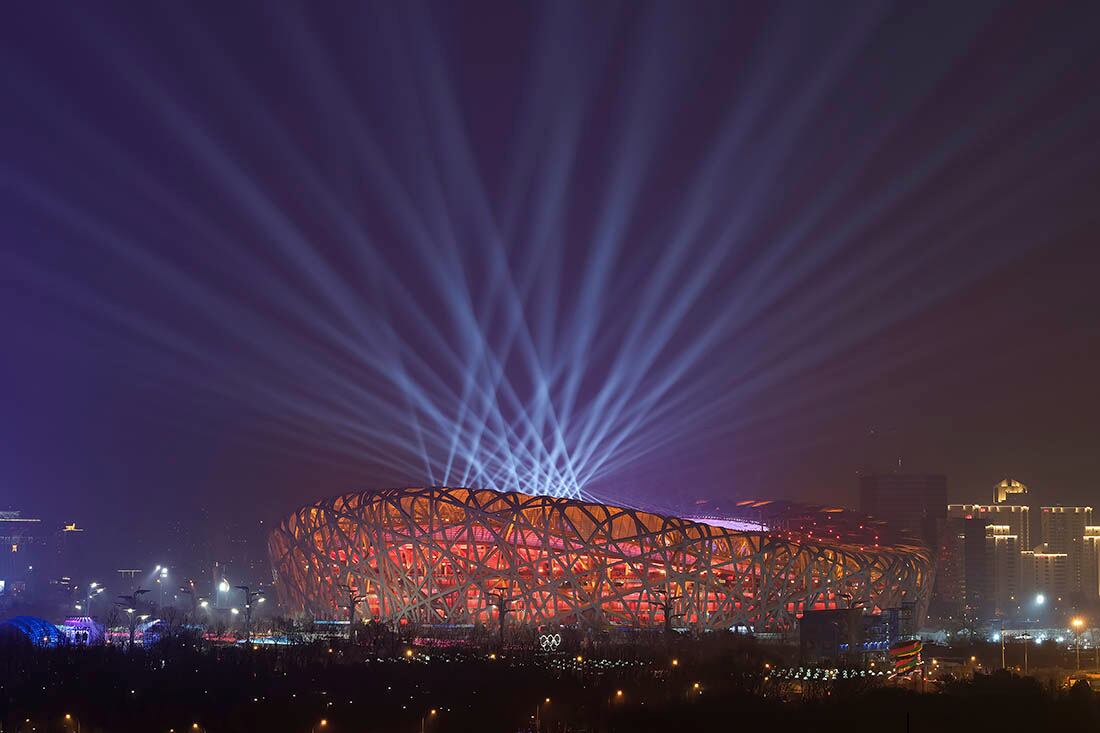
top-left (268, 487), bottom-right (931, 631)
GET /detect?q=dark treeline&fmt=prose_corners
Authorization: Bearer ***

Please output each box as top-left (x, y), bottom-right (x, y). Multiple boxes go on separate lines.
top-left (0, 633), bottom-right (1096, 732)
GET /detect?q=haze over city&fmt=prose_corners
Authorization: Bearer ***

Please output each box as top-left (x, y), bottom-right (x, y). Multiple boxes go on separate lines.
top-left (4, 1), bottom-right (1099, 560)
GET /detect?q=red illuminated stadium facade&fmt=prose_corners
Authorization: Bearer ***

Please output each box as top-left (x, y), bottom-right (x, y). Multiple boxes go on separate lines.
top-left (268, 487), bottom-right (931, 631)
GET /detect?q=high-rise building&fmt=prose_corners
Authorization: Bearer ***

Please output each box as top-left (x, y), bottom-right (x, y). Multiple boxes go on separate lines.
top-left (943, 504), bottom-right (1031, 617)
top-left (960, 516), bottom-right (991, 615)
top-left (0, 511), bottom-right (48, 596)
top-left (948, 504), bottom-right (1030, 549)
top-left (1023, 546), bottom-right (1070, 600)
top-left (1039, 506), bottom-right (1093, 596)
top-left (859, 473), bottom-right (947, 543)
top-left (54, 522), bottom-right (88, 581)
top-left (938, 483), bottom-right (1096, 614)
top-left (985, 525), bottom-right (1022, 614)
top-left (1084, 526), bottom-right (1100, 601)
top-left (934, 518), bottom-right (967, 615)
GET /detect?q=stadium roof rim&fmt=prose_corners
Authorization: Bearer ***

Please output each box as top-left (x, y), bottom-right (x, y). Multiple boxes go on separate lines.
top-left (289, 486), bottom-right (926, 555)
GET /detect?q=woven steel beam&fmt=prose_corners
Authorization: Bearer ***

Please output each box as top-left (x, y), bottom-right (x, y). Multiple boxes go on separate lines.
top-left (268, 487), bottom-right (930, 631)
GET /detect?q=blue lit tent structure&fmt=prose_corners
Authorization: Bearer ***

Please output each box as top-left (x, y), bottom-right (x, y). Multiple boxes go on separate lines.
top-left (0, 616), bottom-right (64, 647)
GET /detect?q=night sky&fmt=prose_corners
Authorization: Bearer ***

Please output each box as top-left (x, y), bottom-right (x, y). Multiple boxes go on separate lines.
top-left (2, 1), bottom-right (1099, 564)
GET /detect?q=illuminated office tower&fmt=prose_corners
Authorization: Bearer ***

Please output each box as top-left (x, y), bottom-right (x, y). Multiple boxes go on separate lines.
top-left (945, 495), bottom-right (1030, 617)
top-left (984, 525), bottom-right (1022, 615)
top-left (948, 513), bottom-right (1013, 617)
top-left (948, 503), bottom-right (1030, 550)
top-left (1023, 546), bottom-right (1070, 601)
top-left (1039, 506), bottom-right (1093, 596)
top-left (1084, 526), bottom-right (1100, 601)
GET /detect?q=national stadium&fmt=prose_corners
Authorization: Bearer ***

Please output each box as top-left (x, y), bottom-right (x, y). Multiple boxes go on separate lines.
top-left (268, 487), bottom-right (931, 631)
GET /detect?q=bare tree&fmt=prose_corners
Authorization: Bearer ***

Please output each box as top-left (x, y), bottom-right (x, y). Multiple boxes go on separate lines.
top-left (488, 589), bottom-right (519, 647)
top-left (651, 585), bottom-right (683, 634)
top-left (341, 584), bottom-right (366, 642)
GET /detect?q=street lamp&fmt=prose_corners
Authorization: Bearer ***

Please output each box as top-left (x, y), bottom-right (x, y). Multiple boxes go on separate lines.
top-left (86, 583), bottom-right (104, 618)
top-left (154, 566), bottom-right (169, 606)
top-left (65, 713), bottom-right (81, 733)
top-left (1019, 633), bottom-right (1031, 675)
top-left (420, 708), bottom-right (437, 733)
top-left (1071, 617), bottom-right (1084, 671)
top-left (117, 589), bottom-right (150, 649)
top-left (535, 698), bottom-right (550, 731)
top-left (998, 619), bottom-right (1006, 669)
top-left (217, 579), bottom-right (230, 609)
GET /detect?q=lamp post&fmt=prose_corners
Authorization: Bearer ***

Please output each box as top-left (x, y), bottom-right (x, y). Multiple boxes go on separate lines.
top-left (999, 619), bottom-right (1006, 670)
top-left (117, 590), bottom-right (150, 649)
top-left (152, 566), bottom-right (169, 608)
top-left (64, 713), bottom-right (81, 733)
top-left (420, 708), bottom-right (437, 733)
top-left (1071, 617), bottom-right (1084, 671)
top-left (86, 583), bottom-right (104, 619)
top-left (217, 579), bottom-right (230, 610)
top-left (234, 585), bottom-right (265, 644)
top-left (535, 697), bottom-right (550, 732)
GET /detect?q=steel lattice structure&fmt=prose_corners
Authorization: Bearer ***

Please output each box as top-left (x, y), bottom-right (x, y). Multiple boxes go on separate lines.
top-left (269, 487), bottom-right (931, 630)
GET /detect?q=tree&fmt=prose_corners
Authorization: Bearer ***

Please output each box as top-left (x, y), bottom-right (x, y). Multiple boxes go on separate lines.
top-left (488, 590), bottom-right (518, 647)
top-left (650, 586), bottom-right (683, 634)
top-left (341, 584), bottom-right (366, 642)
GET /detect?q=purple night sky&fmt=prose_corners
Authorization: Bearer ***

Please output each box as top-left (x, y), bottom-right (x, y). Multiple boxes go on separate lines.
top-left (1, 1), bottom-right (1099, 564)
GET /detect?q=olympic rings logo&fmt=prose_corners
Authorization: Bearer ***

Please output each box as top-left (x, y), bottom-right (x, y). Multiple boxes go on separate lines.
top-left (539, 633), bottom-right (562, 651)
